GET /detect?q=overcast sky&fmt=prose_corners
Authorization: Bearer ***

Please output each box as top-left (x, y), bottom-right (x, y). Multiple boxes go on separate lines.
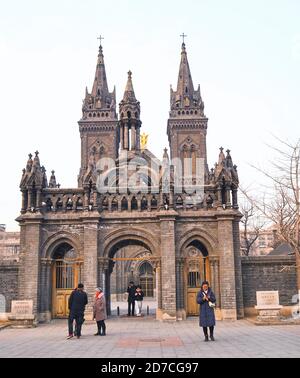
top-left (0, 0), bottom-right (299, 230)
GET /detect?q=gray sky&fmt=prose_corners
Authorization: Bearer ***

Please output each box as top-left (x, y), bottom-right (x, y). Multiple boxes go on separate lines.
top-left (0, 0), bottom-right (299, 230)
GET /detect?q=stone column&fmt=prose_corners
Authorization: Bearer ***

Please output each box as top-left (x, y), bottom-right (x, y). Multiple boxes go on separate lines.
top-left (232, 187), bottom-right (239, 209)
top-left (21, 190), bottom-right (27, 213)
top-left (226, 184), bottom-right (232, 209)
top-left (131, 125), bottom-right (136, 150)
top-left (210, 257), bottom-right (221, 309)
top-left (98, 257), bottom-right (110, 313)
top-left (217, 214), bottom-right (237, 320)
top-left (136, 126), bottom-right (141, 150)
top-left (27, 190), bottom-right (32, 211)
top-left (18, 217), bottom-right (43, 320)
top-left (233, 218), bottom-right (245, 318)
top-left (153, 259), bottom-right (162, 314)
top-left (40, 258), bottom-right (52, 322)
top-left (176, 257), bottom-right (186, 320)
top-left (159, 213), bottom-right (177, 320)
top-left (124, 123), bottom-right (129, 150)
top-left (82, 218), bottom-right (99, 319)
top-left (36, 189), bottom-right (42, 211)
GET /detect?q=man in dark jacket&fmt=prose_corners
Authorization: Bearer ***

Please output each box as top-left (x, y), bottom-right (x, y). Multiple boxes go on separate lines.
top-left (67, 283), bottom-right (88, 339)
top-left (127, 281), bottom-right (136, 316)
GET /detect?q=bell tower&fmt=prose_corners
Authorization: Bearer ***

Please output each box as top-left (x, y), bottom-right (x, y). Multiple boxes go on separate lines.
top-left (167, 42), bottom-right (208, 176)
top-left (78, 40), bottom-right (119, 186)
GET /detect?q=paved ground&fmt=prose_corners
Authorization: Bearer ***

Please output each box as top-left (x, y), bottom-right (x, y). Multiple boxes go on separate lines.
top-left (1, 318), bottom-right (300, 358)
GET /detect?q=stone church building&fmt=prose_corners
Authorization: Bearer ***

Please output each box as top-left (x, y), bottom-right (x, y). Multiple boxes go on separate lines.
top-left (16, 41), bottom-right (245, 322)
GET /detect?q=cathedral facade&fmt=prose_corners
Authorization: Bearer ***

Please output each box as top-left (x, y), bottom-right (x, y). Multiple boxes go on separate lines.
top-left (17, 41), bottom-right (244, 322)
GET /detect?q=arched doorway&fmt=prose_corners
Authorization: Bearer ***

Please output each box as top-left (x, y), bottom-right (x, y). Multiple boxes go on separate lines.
top-left (185, 240), bottom-right (210, 316)
top-left (106, 238), bottom-right (157, 315)
top-left (52, 242), bottom-right (83, 318)
top-left (139, 261), bottom-right (154, 297)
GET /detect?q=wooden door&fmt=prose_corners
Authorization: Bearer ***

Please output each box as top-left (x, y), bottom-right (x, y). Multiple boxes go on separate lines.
top-left (186, 257), bottom-right (210, 316)
top-left (52, 260), bottom-right (82, 318)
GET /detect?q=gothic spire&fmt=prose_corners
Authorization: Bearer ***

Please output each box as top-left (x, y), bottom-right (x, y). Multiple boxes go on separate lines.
top-left (119, 70), bottom-right (140, 120)
top-left (81, 40), bottom-right (117, 120)
top-left (176, 43), bottom-right (195, 98)
top-left (122, 71), bottom-right (137, 103)
top-left (170, 42), bottom-right (205, 118)
top-left (91, 43), bottom-right (109, 98)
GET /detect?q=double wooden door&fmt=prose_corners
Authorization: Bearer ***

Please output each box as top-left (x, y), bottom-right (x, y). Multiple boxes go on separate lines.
top-left (52, 260), bottom-right (83, 318)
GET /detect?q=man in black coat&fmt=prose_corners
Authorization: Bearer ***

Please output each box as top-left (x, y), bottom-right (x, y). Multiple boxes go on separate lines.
top-left (127, 281), bottom-right (136, 316)
top-left (67, 283), bottom-right (88, 339)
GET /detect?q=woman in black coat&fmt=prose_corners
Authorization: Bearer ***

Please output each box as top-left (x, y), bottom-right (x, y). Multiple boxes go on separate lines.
top-left (197, 281), bottom-right (216, 342)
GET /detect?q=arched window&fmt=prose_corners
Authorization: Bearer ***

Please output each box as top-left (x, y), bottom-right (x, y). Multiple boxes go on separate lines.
top-left (111, 197), bottom-right (118, 211)
top-left (121, 197), bottom-right (128, 211)
top-left (141, 196), bottom-right (148, 211)
top-left (139, 262), bottom-right (154, 297)
top-left (131, 196), bottom-right (138, 210)
top-left (151, 195), bottom-right (157, 209)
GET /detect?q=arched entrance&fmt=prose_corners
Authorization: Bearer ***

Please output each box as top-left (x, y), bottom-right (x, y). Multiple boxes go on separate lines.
top-left (185, 240), bottom-right (210, 316)
top-left (106, 238), bottom-right (157, 315)
top-left (51, 242), bottom-right (83, 318)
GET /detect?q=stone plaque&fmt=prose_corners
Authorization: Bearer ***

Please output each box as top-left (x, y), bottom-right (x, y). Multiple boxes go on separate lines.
top-left (11, 300), bottom-right (33, 316)
top-left (256, 291), bottom-right (279, 307)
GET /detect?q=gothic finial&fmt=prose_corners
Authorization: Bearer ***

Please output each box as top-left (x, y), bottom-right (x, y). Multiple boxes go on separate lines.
top-left (226, 149), bottom-right (231, 155)
top-left (128, 70), bottom-right (132, 79)
top-left (35, 150), bottom-right (39, 157)
top-left (220, 147), bottom-right (224, 153)
top-left (28, 153), bottom-right (33, 159)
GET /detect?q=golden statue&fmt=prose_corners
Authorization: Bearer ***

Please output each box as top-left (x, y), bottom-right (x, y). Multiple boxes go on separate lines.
top-left (140, 132), bottom-right (149, 150)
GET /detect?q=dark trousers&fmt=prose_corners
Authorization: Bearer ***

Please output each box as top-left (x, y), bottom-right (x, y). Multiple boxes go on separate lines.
top-left (128, 300), bottom-right (135, 316)
top-left (203, 326), bottom-right (214, 337)
top-left (68, 313), bottom-right (84, 336)
top-left (96, 320), bottom-right (106, 335)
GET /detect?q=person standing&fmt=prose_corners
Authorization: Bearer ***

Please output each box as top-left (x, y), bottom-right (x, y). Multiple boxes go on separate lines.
top-left (197, 281), bottom-right (216, 342)
top-left (135, 285), bottom-right (144, 317)
top-left (93, 288), bottom-right (107, 336)
top-left (67, 283), bottom-right (88, 340)
top-left (127, 281), bottom-right (136, 316)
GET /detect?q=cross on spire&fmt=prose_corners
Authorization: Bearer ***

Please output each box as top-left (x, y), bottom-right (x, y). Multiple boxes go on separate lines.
top-left (97, 35), bottom-right (104, 46)
top-left (180, 33), bottom-right (187, 44)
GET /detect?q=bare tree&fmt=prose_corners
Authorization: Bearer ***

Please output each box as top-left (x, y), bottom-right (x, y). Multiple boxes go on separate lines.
top-left (241, 137), bottom-right (300, 288)
top-left (240, 202), bottom-right (265, 256)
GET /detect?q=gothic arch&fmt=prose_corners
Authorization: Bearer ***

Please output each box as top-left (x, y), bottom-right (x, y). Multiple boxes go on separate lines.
top-left (102, 228), bottom-right (160, 258)
top-left (41, 231), bottom-right (83, 259)
top-left (178, 227), bottom-right (218, 257)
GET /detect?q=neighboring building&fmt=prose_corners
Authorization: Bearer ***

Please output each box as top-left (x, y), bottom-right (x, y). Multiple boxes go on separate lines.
top-left (240, 227), bottom-right (275, 256)
top-left (16, 41), bottom-right (243, 323)
top-left (0, 226), bottom-right (20, 262)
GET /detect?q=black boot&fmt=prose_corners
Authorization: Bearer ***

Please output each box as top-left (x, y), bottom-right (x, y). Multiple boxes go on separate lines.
top-left (210, 335), bottom-right (215, 341)
top-left (204, 335), bottom-right (209, 342)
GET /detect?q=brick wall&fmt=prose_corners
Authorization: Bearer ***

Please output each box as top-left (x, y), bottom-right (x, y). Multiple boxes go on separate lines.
top-left (241, 256), bottom-right (297, 307)
top-left (0, 262), bottom-right (19, 311)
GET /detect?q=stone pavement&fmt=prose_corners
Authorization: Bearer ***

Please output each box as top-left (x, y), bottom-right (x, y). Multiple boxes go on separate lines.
top-left (0, 318), bottom-right (300, 358)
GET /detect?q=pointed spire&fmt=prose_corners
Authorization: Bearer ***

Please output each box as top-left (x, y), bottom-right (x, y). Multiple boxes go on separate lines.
top-left (49, 170), bottom-right (57, 188)
top-left (170, 42), bottom-right (205, 117)
top-left (163, 147), bottom-right (169, 161)
top-left (122, 71), bottom-right (137, 102)
top-left (81, 39), bottom-right (117, 120)
top-left (91, 41), bottom-right (109, 98)
top-left (119, 70), bottom-right (140, 120)
top-left (176, 43), bottom-right (194, 97)
top-left (26, 153), bottom-right (33, 172)
top-left (218, 147), bottom-right (226, 165)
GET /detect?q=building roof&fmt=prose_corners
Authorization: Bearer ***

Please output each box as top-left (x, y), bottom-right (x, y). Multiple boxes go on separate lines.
top-left (268, 243), bottom-right (294, 256)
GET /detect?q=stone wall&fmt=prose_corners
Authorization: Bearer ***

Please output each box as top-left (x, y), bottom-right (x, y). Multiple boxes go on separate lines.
top-left (241, 256), bottom-right (297, 308)
top-left (0, 262), bottom-right (19, 312)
